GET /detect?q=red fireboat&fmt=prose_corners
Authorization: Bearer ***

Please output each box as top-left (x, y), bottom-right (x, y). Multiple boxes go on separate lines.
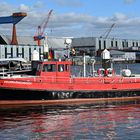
top-left (0, 39), bottom-right (140, 101)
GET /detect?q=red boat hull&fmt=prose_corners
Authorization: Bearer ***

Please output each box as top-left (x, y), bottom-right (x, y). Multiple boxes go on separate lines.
top-left (0, 87), bottom-right (139, 100)
top-left (0, 76), bottom-right (140, 100)
top-left (0, 60), bottom-right (140, 100)
top-left (0, 76), bottom-right (140, 91)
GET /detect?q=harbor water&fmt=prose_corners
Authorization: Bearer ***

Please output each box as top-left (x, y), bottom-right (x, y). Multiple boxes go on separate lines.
top-left (0, 63), bottom-right (140, 140)
top-left (0, 101), bottom-right (140, 140)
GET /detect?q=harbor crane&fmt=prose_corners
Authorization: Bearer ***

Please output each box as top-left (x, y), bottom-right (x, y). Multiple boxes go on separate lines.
top-left (100, 23), bottom-right (115, 39)
top-left (34, 9), bottom-right (53, 46)
top-left (0, 12), bottom-right (27, 45)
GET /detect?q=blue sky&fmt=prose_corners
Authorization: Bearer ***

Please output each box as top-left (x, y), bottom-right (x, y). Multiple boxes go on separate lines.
top-left (1, 0), bottom-right (140, 39)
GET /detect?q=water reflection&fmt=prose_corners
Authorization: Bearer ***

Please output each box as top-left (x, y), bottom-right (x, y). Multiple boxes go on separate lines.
top-left (0, 100), bottom-right (140, 140)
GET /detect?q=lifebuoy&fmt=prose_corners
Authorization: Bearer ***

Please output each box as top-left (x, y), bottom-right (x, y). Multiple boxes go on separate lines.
top-left (105, 68), bottom-right (115, 77)
top-left (97, 68), bottom-right (105, 76)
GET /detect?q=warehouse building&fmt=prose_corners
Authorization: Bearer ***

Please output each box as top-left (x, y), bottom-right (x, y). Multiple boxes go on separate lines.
top-left (0, 35), bottom-right (140, 61)
top-left (72, 37), bottom-right (140, 55)
top-left (0, 35), bottom-right (69, 61)
top-left (72, 37), bottom-right (140, 61)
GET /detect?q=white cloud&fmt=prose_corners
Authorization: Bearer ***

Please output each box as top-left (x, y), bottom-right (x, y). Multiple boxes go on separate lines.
top-left (50, 0), bottom-right (83, 7)
top-left (18, 4), bottom-right (30, 12)
top-left (1, 2), bottom-right (140, 39)
top-left (33, 1), bottom-right (44, 9)
top-left (113, 13), bottom-right (128, 20)
top-left (0, 2), bottom-right (14, 15)
top-left (124, 0), bottom-right (136, 4)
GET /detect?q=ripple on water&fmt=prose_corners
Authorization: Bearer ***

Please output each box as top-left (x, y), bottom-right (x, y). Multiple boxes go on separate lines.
top-left (0, 100), bottom-right (140, 139)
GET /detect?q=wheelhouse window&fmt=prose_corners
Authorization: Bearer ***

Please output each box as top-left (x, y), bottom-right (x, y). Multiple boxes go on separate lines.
top-left (43, 64), bottom-right (56, 72)
top-left (37, 64), bottom-right (42, 72)
top-left (65, 64), bottom-right (69, 71)
top-left (58, 64), bottom-right (64, 72)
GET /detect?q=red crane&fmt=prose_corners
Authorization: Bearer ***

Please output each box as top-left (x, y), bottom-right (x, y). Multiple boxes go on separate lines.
top-left (34, 9), bottom-right (53, 46)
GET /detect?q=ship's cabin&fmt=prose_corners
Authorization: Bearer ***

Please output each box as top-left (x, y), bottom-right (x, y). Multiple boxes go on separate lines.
top-left (36, 60), bottom-right (72, 78)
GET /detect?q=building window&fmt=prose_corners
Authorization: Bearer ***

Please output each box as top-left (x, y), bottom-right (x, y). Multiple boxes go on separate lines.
top-left (122, 42), bottom-right (125, 48)
top-left (126, 42), bottom-right (128, 47)
top-left (115, 41), bottom-right (118, 47)
top-left (133, 42), bottom-right (135, 46)
top-left (104, 40), bottom-right (106, 49)
top-left (43, 64), bottom-right (56, 72)
top-left (22, 48), bottom-right (24, 58)
top-left (16, 48), bottom-right (19, 57)
top-left (111, 41), bottom-right (113, 47)
top-left (11, 47), bottom-right (13, 58)
top-left (136, 42), bottom-right (138, 46)
top-left (5, 47), bottom-right (7, 58)
top-left (99, 40), bottom-right (101, 50)
top-left (29, 48), bottom-right (31, 61)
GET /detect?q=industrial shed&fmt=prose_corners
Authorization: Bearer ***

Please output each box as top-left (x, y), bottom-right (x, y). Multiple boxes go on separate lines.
top-left (0, 35), bottom-right (69, 61)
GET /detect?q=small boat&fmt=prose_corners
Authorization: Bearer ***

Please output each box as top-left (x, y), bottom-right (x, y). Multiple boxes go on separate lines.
top-left (0, 58), bottom-right (31, 76)
top-left (0, 48), bottom-right (140, 100)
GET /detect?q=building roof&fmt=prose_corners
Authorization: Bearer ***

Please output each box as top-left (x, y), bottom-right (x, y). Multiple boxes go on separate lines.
top-left (47, 38), bottom-right (67, 49)
top-left (110, 50), bottom-right (125, 55)
top-left (0, 35), bottom-right (11, 44)
top-left (0, 35), bottom-right (68, 49)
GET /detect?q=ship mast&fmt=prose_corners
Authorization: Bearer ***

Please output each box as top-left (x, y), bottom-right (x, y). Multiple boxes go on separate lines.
top-left (43, 34), bottom-right (49, 61)
top-left (83, 53), bottom-right (86, 77)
